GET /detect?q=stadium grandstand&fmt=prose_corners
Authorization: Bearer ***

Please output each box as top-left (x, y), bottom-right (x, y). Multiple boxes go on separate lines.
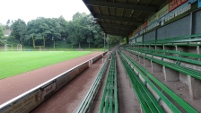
top-left (1, 0), bottom-right (201, 113)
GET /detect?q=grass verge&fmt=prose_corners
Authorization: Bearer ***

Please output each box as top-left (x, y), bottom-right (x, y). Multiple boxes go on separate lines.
top-left (0, 51), bottom-right (92, 79)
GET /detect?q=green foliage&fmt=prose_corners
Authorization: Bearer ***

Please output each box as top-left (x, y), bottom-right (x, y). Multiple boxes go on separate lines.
top-left (11, 19), bottom-right (26, 44)
top-left (54, 40), bottom-right (72, 48)
top-left (0, 25), bottom-right (4, 39)
top-left (0, 51), bottom-right (92, 79)
top-left (6, 19), bottom-right (11, 29)
top-left (68, 13), bottom-right (89, 48)
top-left (107, 35), bottom-right (121, 46)
top-left (7, 12), bottom-right (107, 48)
top-left (25, 17), bottom-right (68, 47)
top-left (123, 37), bottom-right (127, 44)
top-left (67, 12), bottom-right (104, 48)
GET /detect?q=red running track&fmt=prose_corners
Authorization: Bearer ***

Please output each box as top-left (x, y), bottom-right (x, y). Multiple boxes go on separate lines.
top-left (0, 52), bottom-right (102, 105)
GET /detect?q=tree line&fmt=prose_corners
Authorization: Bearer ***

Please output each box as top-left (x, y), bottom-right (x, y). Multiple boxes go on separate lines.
top-left (1, 12), bottom-right (121, 48)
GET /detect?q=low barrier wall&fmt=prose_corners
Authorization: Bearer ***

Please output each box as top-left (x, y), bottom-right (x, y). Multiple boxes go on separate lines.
top-left (0, 52), bottom-right (107, 113)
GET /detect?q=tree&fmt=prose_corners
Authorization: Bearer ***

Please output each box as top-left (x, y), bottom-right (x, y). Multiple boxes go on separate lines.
top-left (11, 19), bottom-right (26, 44)
top-left (87, 36), bottom-right (93, 48)
top-left (67, 13), bottom-right (88, 48)
top-left (25, 17), bottom-right (65, 47)
top-left (108, 35), bottom-right (121, 46)
top-left (6, 19), bottom-right (10, 29)
top-left (0, 25), bottom-right (4, 39)
top-left (92, 25), bottom-right (104, 48)
top-left (57, 16), bottom-right (69, 40)
top-left (6, 12), bottom-right (105, 48)
top-left (67, 13), bottom-right (104, 48)
top-left (66, 21), bottom-right (80, 48)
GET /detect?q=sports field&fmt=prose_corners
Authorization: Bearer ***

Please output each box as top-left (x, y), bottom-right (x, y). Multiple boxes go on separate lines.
top-left (0, 51), bottom-right (92, 79)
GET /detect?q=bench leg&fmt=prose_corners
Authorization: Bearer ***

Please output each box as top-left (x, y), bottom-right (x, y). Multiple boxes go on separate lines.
top-left (152, 62), bottom-right (163, 72)
top-left (129, 54), bottom-right (137, 62)
top-left (179, 73), bottom-right (188, 85)
top-left (140, 104), bottom-right (143, 113)
top-left (139, 57), bottom-right (144, 65)
top-left (176, 46), bottom-right (201, 99)
top-left (188, 76), bottom-right (201, 100)
top-left (163, 66), bottom-right (179, 82)
top-left (145, 59), bottom-right (151, 67)
top-left (132, 54), bottom-right (137, 60)
top-left (137, 55), bottom-right (140, 62)
top-left (180, 73), bottom-right (201, 100)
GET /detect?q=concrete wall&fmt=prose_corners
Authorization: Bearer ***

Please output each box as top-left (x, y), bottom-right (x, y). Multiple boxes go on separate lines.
top-left (157, 15), bottom-right (191, 39)
top-left (0, 53), bottom-right (105, 113)
top-left (192, 10), bottom-right (201, 34)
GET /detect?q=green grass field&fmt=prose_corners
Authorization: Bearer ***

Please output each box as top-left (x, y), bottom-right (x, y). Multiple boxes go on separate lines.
top-left (0, 51), bottom-right (92, 79)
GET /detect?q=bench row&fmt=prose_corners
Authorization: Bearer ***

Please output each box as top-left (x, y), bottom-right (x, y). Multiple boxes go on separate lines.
top-left (127, 47), bottom-right (201, 70)
top-left (118, 52), bottom-right (165, 113)
top-left (125, 47), bottom-right (201, 99)
top-left (76, 53), bottom-right (111, 113)
top-left (118, 50), bottom-right (198, 113)
top-left (100, 52), bottom-right (118, 113)
top-left (132, 34), bottom-right (201, 46)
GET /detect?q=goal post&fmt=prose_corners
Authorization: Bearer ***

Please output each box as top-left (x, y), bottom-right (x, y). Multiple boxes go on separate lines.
top-left (4, 44), bottom-right (9, 51)
top-left (32, 35), bottom-right (45, 49)
top-left (17, 44), bottom-right (22, 51)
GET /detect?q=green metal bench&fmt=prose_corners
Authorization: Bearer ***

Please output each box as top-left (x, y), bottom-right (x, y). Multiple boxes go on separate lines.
top-left (100, 52), bottom-right (118, 113)
top-left (76, 53), bottom-right (111, 113)
top-left (125, 48), bottom-right (201, 80)
top-left (118, 52), bottom-right (165, 113)
top-left (133, 34), bottom-right (201, 46)
top-left (118, 51), bottom-right (198, 113)
top-left (127, 48), bottom-right (201, 67)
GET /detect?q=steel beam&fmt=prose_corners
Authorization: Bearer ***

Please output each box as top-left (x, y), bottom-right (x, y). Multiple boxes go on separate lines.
top-left (104, 29), bottom-right (131, 35)
top-left (83, 1), bottom-right (157, 12)
top-left (102, 26), bottom-right (133, 32)
top-left (105, 31), bottom-right (128, 36)
top-left (95, 14), bottom-right (143, 23)
top-left (100, 23), bottom-right (137, 29)
top-left (103, 26), bottom-right (133, 31)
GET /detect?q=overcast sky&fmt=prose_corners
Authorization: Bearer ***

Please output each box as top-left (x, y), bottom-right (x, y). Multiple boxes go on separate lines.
top-left (0, 0), bottom-right (90, 24)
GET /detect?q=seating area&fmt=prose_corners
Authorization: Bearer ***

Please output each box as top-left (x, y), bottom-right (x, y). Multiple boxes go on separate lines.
top-left (133, 34), bottom-right (201, 46)
top-left (125, 48), bottom-right (201, 80)
top-left (75, 1), bottom-right (201, 112)
top-left (117, 34), bottom-right (201, 112)
top-left (131, 35), bottom-right (201, 97)
top-left (100, 52), bottom-right (118, 113)
top-left (126, 48), bottom-right (201, 67)
top-left (77, 52), bottom-right (119, 113)
top-left (76, 53), bottom-right (111, 113)
top-left (76, 34), bottom-right (201, 113)
top-left (119, 52), bottom-right (166, 113)
top-left (118, 51), bottom-right (198, 113)
top-left (75, 33), bottom-right (201, 113)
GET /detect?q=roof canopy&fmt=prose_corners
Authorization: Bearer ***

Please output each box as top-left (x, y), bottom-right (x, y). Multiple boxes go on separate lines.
top-left (83, 0), bottom-right (168, 36)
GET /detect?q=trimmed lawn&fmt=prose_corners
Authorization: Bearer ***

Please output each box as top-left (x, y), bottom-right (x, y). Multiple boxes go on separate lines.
top-left (0, 51), bottom-right (92, 79)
